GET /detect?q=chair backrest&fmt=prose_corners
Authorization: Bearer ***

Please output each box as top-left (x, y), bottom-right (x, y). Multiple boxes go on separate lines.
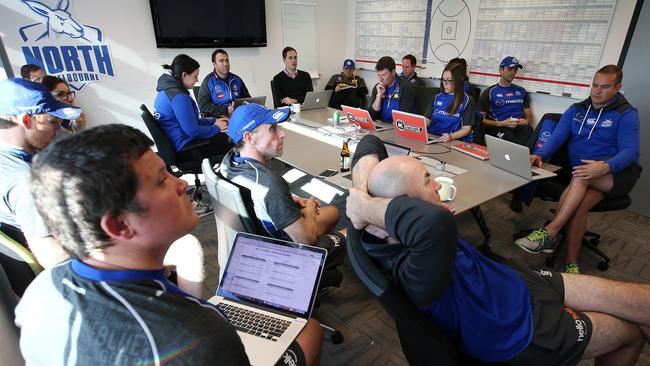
top-left (270, 79), bottom-right (281, 108)
top-left (139, 104), bottom-right (179, 167)
top-left (467, 86), bottom-right (480, 103)
top-left (0, 230), bottom-right (43, 297)
top-left (346, 224), bottom-right (459, 365)
top-left (202, 159), bottom-right (264, 279)
top-left (192, 86), bottom-right (200, 101)
top-left (414, 86), bottom-right (440, 116)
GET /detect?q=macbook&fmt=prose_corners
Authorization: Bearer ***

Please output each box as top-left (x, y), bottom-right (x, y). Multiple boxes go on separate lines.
top-left (302, 90), bottom-right (332, 110)
top-left (485, 135), bottom-right (556, 181)
top-left (212, 232), bottom-right (326, 366)
top-left (341, 105), bottom-right (392, 132)
top-left (234, 96), bottom-right (267, 109)
top-left (392, 110), bottom-right (441, 144)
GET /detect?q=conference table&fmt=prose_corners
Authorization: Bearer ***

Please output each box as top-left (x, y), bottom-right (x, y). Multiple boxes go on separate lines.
top-left (275, 107), bottom-right (558, 217)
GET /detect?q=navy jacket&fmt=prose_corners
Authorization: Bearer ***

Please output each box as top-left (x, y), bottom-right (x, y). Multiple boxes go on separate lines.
top-left (198, 72), bottom-right (250, 117)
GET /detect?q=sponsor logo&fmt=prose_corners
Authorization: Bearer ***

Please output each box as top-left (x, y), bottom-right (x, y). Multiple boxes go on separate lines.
top-left (232, 85), bottom-right (238, 92)
top-left (241, 119), bottom-right (257, 132)
top-left (495, 99), bottom-right (505, 106)
top-left (496, 93), bottom-right (503, 97)
top-left (214, 84), bottom-right (223, 92)
top-left (541, 131), bottom-right (552, 140)
top-left (217, 93), bottom-right (225, 98)
top-left (395, 119), bottom-right (422, 133)
top-left (586, 118), bottom-right (597, 125)
top-left (18, 0), bottom-right (115, 91)
top-left (536, 269), bottom-right (553, 277)
top-left (346, 112), bottom-right (368, 123)
top-left (272, 111), bottom-right (284, 120)
top-left (564, 307), bottom-right (587, 342)
top-left (436, 101), bottom-right (443, 106)
top-left (505, 92), bottom-right (514, 97)
top-left (394, 93), bottom-right (399, 99)
top-left (512, 57), bottom-right (519, 64)
top-left (497, 132), bottom-right (505, 139)
top-left (515, 91), bottom-right (521, 96)
top-left (505, 99), bottom-right (524, 104)
top-left (601, 119), bottom-right (613, 128)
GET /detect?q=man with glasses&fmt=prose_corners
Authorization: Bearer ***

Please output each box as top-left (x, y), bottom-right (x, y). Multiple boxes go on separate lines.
top-left (368, 56), bottom-right (416, 123)
top-left (198, 49), bottom-right (251, 117)
top-left (478, 56), bottom-right (533, 146)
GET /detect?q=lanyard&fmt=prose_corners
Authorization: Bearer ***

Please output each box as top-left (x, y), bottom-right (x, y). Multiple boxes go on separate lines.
top-left (385, 80), bottom-right (400, 109)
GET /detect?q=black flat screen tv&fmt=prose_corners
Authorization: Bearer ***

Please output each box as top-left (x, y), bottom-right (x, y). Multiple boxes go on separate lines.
top-left (149, 0), bottom-right (267, 48)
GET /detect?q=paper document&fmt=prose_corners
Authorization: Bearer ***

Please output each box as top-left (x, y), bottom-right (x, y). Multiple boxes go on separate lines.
top-left (282, 168), bottom-right (307, 183)
top-left (300, 178), bottom-right (344, 204)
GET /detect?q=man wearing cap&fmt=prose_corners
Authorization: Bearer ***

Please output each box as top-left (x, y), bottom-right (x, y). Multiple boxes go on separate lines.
top-left (478, 56), bottom-right (533, 146)
top-left (0, 78), bottom-right (207, 299)
top-left (272, 47), bottom-right (314, 108)
top-left (219, 103), bottom-right (340, 245)
top-left (198, 49), bottom-right (251, 117)
top-left (400, 54), bottom-right (424, 87)
top-left (0, 78), bottom-right (80, 270)
top-left (325, 59), bottom-right (368, 109)
top-left (369, 56), bottom-right (416, 123)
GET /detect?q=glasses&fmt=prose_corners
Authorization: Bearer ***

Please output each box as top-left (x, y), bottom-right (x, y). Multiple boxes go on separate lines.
top-left (52, 91), bottom-right (75, 99)
top-left (442, 78), bottom-right (454, 84)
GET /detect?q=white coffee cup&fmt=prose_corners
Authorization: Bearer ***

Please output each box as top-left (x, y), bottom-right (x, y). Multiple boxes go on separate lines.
top-left (434, 176), bottom-right (457, 202)
top-left (291, 103), bottom-right (301, 116)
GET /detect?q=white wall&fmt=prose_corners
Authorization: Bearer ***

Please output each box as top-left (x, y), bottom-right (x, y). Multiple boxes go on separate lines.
top-left (0, 0), bottom-right (349, 132)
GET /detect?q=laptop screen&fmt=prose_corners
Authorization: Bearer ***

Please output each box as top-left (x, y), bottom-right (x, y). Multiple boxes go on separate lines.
top-left (217, 233), bottom-right (326, 318)
top-left (383, 141), bottom-right (411, 157)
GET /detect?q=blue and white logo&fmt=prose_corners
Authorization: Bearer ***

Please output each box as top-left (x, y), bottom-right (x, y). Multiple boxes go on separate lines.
top-left (495, 99), bottom-right (505, 106)
top-left (18, 0), bottom-right (115, 91)
top-left (601, 119), bottom-right (613, 128)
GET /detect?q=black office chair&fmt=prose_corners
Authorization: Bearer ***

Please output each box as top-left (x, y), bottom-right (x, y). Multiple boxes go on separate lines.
top-left (0, 229), bottom-right (43, 297)
top-left (270, 80), bottom-right (281, 108)
top-left (514, 113), bottom-right (630, 271)
top-left (139, 104), bottom-right (211, 201)
top-left (414, 86), bottom-right (439, 116)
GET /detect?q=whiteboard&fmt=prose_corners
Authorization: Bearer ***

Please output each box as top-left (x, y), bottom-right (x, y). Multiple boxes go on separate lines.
top-left (354, 0), bottom-right (619, 99)
top-left (282, 0), bottom-right (318, 77)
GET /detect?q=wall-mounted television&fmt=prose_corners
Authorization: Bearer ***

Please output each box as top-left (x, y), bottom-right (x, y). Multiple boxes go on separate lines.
top-left (149, 0), bottom-right (267, 48)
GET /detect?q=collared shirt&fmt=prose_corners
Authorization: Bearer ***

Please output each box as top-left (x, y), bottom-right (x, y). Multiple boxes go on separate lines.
top-left (380, 80), bottom-right (401, 122)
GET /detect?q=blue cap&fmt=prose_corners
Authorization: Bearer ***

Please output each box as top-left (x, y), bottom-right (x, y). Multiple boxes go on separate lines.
top-left (343, 59), bottom-right (355, 69)
top-left (500, 56), bottom-right (523, 69)
top-left (227, 103), bottom-right (290, 143)
top-left (0, 78), bottom-right (81, 119)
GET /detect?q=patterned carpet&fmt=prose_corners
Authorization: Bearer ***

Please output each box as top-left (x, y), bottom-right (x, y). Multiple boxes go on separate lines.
top-left (192, 194), bottom-right (650, 365)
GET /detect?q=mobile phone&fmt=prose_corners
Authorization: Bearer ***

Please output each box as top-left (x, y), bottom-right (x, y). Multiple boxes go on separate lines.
top-left (318, 169), bottom-right (338, 177)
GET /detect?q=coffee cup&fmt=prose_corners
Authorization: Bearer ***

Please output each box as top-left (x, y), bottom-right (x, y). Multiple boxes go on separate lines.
top-left (434, 176), bottom-right (457, 202)
top-left (291, 103), bottom-right (301, 116)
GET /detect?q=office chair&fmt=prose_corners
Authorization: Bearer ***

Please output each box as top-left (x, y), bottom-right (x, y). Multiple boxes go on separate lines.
top-left (513, 113), bottom-right (630, 271)
top-left (139, 104), bottom-right (211, 202)
top-left (201, 159), bottom-right (344, 343)
top-left (192, 86), bottom-right (200, 101)
top-left (414, 86), bottom-right (440, 116)
top-left (270, 80), bottom-right (282, 108)
top-left (0, 229), bottom-right (43, 297)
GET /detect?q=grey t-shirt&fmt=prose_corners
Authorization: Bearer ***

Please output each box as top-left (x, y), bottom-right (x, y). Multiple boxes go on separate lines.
top-left (15, 259), bottom-right (250, 365)
top-left (0, 148), bottom-right (50, 243)
top-left (219, 149), bottom-right (302, 239)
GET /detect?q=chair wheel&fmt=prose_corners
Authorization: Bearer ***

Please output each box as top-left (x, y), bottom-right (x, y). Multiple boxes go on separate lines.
top-left (589, 238), bottom-right (599, 246)
top-left (545, 257), bottom-right (555, 267)
top-left (598, 261), bottom-right (609, 271)
top-left (330, 330), bottom-right (344, 344)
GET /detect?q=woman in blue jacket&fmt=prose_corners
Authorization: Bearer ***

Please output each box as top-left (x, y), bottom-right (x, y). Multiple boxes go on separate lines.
top-left (154, 54), bottom-right (230, 160)
top-left (425, 63), bottom-right (475, 142)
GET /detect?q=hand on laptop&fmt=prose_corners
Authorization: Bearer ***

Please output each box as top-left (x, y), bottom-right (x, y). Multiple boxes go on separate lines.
top-left (530, 154), bottom-right (543, 168)
top-left (282, 97), bottom-right (298, 105)
top-left (500, 118), bottom-right (518, 128)
top-left (438, 133), bottom-right (451, 143)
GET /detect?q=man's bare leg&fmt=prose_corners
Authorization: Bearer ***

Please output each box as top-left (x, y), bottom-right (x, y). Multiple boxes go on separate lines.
top-left (563, 189), bottom-right (604, 264)
top-left (315, 206), bottom-right (340, 236)
top-left (164, 234), bottom-right (206, 299)
top-left (581, 311), bottom-right (644, 366)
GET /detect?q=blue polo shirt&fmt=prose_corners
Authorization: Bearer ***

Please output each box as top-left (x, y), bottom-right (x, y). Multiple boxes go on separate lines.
top-left (427, 92), bottom-right (472, 135)
top-left (380, 80), bottom-right (401, 123)
top-left (478, 83), bottom-right (529, 121)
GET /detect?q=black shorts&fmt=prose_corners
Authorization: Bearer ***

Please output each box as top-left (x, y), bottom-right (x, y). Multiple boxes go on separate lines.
top-left (608, 164), bottom-right (642, 197)
top-left (275, 341), bottom-right (306, 366)
top-left (505, 259), bottom-right (592, 366)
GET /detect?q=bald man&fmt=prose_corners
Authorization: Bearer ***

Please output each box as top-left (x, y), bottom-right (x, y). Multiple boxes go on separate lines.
top-left (346, 135), bottom-right (650, 366)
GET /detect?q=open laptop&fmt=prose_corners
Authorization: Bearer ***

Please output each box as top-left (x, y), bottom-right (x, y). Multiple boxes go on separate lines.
top-left (485, 135), bottom-right (556, 181)
top-left (341, 105), bottom-right (391, 132)
top-left (302, 90), bottom-right (332, 110)
top-left (212, 232), bottom-right (326, 366)
top-left (234, 96), bottom-right (267, 109)
top-left (392, 110), bottom-right (441, 144)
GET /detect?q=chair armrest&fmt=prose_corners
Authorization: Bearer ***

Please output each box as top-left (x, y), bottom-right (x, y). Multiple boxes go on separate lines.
top-left (180, 138), bottom-right (211, 152)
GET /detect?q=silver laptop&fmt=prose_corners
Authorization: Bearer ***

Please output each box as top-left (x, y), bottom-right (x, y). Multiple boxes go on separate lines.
top-left (234, 96), bottom-right (267, 108)
top-left (485, 135), bottom-right (556, 181)
top-left (212, 232), bottom-right (326, 366)
top-left (302, 90), bottom-right (333, 110)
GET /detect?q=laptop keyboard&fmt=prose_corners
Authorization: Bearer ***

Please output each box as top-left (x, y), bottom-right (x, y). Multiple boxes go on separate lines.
top-left (217, 303), bottom-right (291, 341)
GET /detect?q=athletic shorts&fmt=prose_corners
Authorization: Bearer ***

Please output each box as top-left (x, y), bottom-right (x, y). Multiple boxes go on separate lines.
top-left (608, 164), bottom-right (642, 197)
top-left (505, 259), bottom-right (592, 366)
top-left (275, 341), bottom-right (306, 366)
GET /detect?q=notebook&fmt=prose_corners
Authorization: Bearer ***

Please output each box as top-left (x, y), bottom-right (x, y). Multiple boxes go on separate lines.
top-left (212, 232), bottom-right (326, 366)
top-left (450, 142), bottom-right (490, 160)
top-left (485, 135), bottom-right (556, 181)
top-left (302, 90), bottom-right (332, 110)
top-left (233, 96), bottom-right (267, 108)
top-left (341, 105), bottom-right (391, 132)
top-left (392, 110), bottom-right (441, 144)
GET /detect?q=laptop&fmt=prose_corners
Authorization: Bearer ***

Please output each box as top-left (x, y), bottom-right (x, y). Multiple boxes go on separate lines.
top-left (485, 135), bottom-right (556, 181)
top-left (302, 90), bottom-right (332, 110)
top-left (211, 232), bottom-right (326, 366)
top-left (341, 105), bottom-right (391, 132)
top-left (392, 110), bottom-right (441, 144)
top-left (234, 96), bottom-right (267, 108)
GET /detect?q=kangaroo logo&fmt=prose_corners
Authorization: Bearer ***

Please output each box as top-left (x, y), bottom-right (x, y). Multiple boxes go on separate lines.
top-left (18, 0), bottom-right (115, 91)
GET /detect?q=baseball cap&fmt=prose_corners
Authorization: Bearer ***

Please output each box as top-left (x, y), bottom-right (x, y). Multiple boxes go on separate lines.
top-left (343, 59), bottom-right (355, 69)
top-left (227, 103), bottom-right (290, 143)
top-left (500, 56), bottom-right (523, 69)
top-left (0, 78), bottom-right (81, 119)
